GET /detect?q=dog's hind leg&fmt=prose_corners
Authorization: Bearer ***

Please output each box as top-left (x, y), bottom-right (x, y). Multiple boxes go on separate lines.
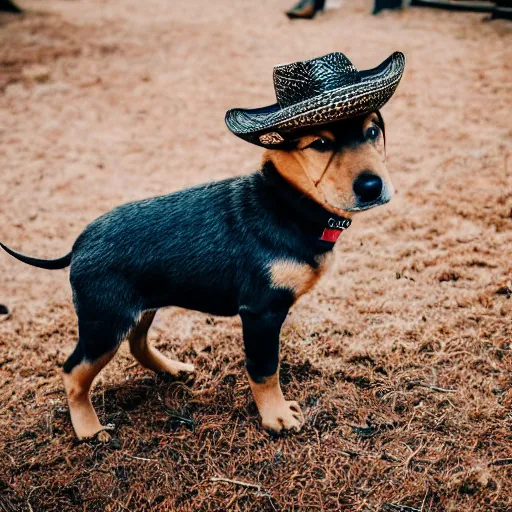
top-left (62, 316), bottom-right (129, 442)
top-left (128, 310), bottom-right (195, 376)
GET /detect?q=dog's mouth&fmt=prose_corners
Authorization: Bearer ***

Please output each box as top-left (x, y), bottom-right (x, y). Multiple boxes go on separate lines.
top-left (320, 182), bottom-right (393, 216)
top-left (322, 193), bottom-right (391, 216)
top-left (345, 194), bottom-right (392, 212)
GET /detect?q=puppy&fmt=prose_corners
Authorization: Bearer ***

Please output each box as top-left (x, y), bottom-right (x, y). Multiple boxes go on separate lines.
top-left (1, 110), bottom-right (392, 441)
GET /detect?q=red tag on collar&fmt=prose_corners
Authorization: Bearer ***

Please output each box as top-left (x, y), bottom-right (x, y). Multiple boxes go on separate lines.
top-left (320, 228), bottom-right (343, 242)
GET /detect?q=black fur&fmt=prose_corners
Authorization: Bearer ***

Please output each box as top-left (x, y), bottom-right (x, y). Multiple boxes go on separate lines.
top-left (2, 113), bottom-right (387, 388)
top-left (2, 162), bottom-right (345, 383)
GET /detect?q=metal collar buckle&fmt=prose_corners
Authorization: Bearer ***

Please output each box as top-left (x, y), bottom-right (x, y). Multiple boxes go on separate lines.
top-left (327, 217), bottom-right (351, 230)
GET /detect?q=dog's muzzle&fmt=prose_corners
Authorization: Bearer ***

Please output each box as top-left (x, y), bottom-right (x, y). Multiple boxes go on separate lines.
top-left (349, 172), bottom-right (393, 211)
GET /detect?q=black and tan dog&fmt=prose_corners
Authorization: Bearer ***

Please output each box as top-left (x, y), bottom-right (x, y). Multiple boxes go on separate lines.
top-left (1, 52), bottom-right (405, 441)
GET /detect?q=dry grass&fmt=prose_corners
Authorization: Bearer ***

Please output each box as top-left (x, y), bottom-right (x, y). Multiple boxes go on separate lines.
top-left (1, 0), bottom-right (511, 510)
top-left (1, 300), bottom-right (511, 511)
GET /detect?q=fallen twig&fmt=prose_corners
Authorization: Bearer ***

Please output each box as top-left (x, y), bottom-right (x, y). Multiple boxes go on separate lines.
top-left (420, 487), bottom-right (429, 512)
top-left (381, 452), bottom-right (402, 463)
top-left (125, 454), bottom-right (158, 462)
top-left (383, 503), bottom-right (421, 512)
top-left (408, 380), bottom-right (457, 393)
top-left (404, 441), bottom-right (424, 469)
top-left (489, 458), bottom-right (512, 466)
top-left (340, 449), bottom-right (401, 463)
top-left (210, 476), bottom-right (262, 491)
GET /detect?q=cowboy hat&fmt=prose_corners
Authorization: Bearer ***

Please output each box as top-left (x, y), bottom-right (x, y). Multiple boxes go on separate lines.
top-left (225, 51), bottom-right (405, 147)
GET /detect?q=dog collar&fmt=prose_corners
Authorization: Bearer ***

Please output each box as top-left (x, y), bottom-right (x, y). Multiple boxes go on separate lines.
top-left (320, 217), bottom-right (352, 243)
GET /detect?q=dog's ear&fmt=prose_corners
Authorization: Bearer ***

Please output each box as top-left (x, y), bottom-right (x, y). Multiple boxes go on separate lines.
top-left (374, 110), bottom-right (386, 147)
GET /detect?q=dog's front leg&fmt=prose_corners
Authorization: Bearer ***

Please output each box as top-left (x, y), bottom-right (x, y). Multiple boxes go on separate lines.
top-left (240, 306), bottom-right (304, 433)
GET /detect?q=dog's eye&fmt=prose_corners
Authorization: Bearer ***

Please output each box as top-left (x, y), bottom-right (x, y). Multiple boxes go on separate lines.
top-left (366, 126), bottom-right (380, 141)
top-left (307, 137), bottom-right (333, 152)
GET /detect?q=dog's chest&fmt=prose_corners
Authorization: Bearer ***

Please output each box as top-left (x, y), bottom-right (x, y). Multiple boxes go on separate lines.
top-left (268, 253), bottom-right (333, 301)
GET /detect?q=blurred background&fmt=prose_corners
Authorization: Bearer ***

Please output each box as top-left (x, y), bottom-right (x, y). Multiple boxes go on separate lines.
top-left (0, 1), bottom-right (511, 511)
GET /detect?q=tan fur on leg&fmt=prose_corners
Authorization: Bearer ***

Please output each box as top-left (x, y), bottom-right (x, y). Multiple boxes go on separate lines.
top-left (248, 372), bottom-right (304, 433)
top-left (128, 310), bottom-right (194, 375)
top-left (63, 352), bottom-right (116, 441)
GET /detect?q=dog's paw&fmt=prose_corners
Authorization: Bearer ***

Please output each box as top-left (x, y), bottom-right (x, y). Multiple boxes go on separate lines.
top-left (261, 400), bottom-right (304, 434)
top-left (94, 424), bottom-right (116, 443)
top-left (174, 362), bottom-right (195, 375)
top-left (96, 430), bottom-right (112, 443)
top-left (78, 423), bottom-right (115, 443)
top-left (160, 359), bottom-right (195, 377)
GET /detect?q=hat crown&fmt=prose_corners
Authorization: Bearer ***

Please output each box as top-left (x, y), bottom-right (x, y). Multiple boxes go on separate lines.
top-left (273, 52), bottom-right (361, 108)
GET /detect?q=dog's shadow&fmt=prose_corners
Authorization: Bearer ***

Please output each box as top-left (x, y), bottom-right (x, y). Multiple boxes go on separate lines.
top-left (80, 369), bottom-right (247, 443)
top-left (94, 373), bottom-right (195, 434)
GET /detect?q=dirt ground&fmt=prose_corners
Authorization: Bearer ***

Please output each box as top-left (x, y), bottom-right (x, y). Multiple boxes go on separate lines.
top-left (0, 0), bottom-right (511, 510)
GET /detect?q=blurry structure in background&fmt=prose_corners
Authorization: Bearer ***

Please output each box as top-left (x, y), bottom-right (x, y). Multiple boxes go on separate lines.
top-left (286, 0), bottom-right (511, 19)
top-left (374, 0), bottom-right (512, 19)
top-left (0, 0), bottom-right (22, 12)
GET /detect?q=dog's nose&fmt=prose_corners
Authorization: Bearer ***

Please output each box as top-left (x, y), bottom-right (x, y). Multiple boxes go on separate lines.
top-left (353, 172), bottom-right (383, 203)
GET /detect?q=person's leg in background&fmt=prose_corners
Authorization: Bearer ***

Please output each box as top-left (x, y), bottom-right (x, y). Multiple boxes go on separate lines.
top-left (286, 0), bottom-right (326, 19)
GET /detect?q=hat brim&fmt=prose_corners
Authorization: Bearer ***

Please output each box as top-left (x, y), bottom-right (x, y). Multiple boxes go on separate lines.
top-left (225, 52), bottom-right (405, 147)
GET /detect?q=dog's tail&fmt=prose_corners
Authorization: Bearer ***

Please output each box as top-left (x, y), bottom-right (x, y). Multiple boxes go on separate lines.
top-left (0, 242), bottom-right (72, 270)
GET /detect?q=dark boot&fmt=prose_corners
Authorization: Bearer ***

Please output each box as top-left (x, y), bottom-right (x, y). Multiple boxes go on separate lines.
top-left (286, 0), bottom-right (325, 19)
top-left (373, 0), bottom-right (402, 14)
top-left (0, 0), bottom-right (23, 13)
